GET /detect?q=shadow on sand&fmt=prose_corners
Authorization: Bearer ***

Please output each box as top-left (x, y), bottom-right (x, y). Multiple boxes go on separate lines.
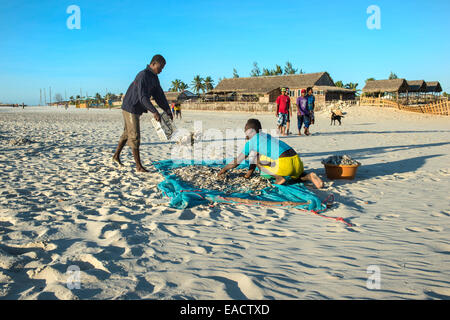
top-left (300, 141), bottom-right (450, 161)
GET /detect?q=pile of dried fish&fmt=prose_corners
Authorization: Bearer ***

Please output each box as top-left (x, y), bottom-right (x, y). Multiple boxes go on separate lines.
top-left (322, 155), bottom-right (360, 166)
top-left (171, 165), bottom-right (273, 195)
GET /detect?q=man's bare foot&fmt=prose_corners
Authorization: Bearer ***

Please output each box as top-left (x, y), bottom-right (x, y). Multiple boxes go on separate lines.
top-left (309, 172), bottom-right (323, 189)
top-left (136, 166), bottom-right (149, 173)
top-left (112, 156), bottom-right (123, 166)
top-left (298, 131), bottom-right (302, 136)
top-left (274, 176), bottom-right (287, 185)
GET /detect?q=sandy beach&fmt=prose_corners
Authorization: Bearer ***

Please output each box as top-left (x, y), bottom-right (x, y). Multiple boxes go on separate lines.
top-left (0, 105), bottom-right (449, 300)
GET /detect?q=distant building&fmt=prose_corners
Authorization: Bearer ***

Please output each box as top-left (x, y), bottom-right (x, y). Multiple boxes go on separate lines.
top-left (208, 72), bottom-right (355, 106)
top-left (154, 90), bottom-right (197, 104)
top-left (425, 81), bottom-right (442, 95)
top-left (363, 79), bottom-right (443, 102)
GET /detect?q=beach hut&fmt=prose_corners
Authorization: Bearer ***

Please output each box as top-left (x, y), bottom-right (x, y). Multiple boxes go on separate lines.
top-left (362, 79), bottom-right (409, 100)
top-left (406, 80), bottom-right (427, 103)
top-left (210, 72), bottom-right (356, 105)
top-left (425, 81), bottom-right (443, 101)
top-left (157, 90), bottom-right (197, 104)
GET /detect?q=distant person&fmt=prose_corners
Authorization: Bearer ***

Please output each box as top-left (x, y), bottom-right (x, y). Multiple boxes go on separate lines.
top-left (174, 103), bottom-right (182, 119)
top-left (285, 88), bottom-right (293, 135)
top-left (296, 89), bottom-right (310, 136)
top-left (65, 102), bottom-right (68, 110)
top-left (22, 102), bottom-right (25, 109)
top-left (306, 87), bottom-right (315, 125)
top-left (112, 54), bottom-right (173, 173)
top-left (218, 118), bottom-right (323, 188)
top-left (276, 88), bottom-right (290, 136)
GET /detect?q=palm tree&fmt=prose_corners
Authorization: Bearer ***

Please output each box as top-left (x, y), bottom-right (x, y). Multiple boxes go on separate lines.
top-left (69, 96), bottom-right (74, 104)
top-left (345, 82), bottom-right (358, 90)
top-left (262, 68), bottom-right (271, 76)
top-left (170, 79), bottom-right (182, 92)
top-left (179, 82), bottom-right (189, 91)
top-left (204, 76), bottom-right (214, 92)
top-left (250, 62), bottom-right (261, 77)
top-left (389, 72), bottom-right (398, 80)
top-left (273, 65), bottom-right (283, 75)
top-left (345, 82), bottom-right (361, 96)
top-left (95, 93), bottom-right (102, 105)
top-left (191, 75), bottom-right (205, 95)
top-left (335, 81), bottom-right (344, 88)
top-left (284, 61), bottom-right (297, 75)
top-left (232, 68), bottom-right (239, 78)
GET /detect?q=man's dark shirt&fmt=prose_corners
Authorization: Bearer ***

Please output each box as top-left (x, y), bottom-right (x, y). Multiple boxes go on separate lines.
top-left (122, 65), bottom-right (171, 116)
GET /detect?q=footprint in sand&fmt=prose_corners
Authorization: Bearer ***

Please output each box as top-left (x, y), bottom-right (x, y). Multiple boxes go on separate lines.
top-left (425, 226), bottom-right (443, 232)
top-left (405, 226), bottom-right (427, 233)
top-left (164, 225), bottom-right (198, 238)
top-left (249, 227), bottom-right (295, 238)
top-left (206, 272), bottom-right (264, 300)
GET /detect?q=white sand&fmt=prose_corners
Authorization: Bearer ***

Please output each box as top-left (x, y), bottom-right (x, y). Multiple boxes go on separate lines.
top-left (0, 105), bottom-right (449, 300)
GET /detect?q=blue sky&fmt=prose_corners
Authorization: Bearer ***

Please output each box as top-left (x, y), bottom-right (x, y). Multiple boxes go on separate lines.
top-left (0, 0), bottom-right (449, 104)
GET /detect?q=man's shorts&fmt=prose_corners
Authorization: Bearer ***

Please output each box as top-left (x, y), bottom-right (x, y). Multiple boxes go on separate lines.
top-left (119, 110), bottom-right (141, 149)
top-left (277, 113), bottom-right (288, 127)
top-left (259, 154), bottom-right (304, 179)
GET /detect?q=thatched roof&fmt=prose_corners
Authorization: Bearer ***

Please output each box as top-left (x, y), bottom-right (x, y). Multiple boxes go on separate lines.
top-left (210, 72), bottom-right (335, 94)
top-left (313, 86), bottom-right (355, 93)
top-left (161, 90), bottom-right (196, 102)
top-left (362, 79), bottom-right (409, 93)
top-left (425, 81), bottom-right (442, 93)
top-left (406, 80), bottom-right (426, 92)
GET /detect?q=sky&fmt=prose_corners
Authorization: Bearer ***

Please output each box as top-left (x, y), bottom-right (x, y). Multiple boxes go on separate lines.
top-left (0, 0), bottom-right (449, 105)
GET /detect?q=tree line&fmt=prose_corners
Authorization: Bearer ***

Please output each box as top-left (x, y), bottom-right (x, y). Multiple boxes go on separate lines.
top-left (169, 76), bottom-right (215, 95)
top-left (63, 92), bottom-right (124, 105)
top-left (233, 61), bottom-right (305, 78)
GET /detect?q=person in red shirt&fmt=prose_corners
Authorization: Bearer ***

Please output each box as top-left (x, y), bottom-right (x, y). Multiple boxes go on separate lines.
top-left (276, 88), bottom-right (291, 136)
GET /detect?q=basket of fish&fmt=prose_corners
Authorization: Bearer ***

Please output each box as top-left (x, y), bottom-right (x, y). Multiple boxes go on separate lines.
top-left (321, 155), bottom-right (361, 180)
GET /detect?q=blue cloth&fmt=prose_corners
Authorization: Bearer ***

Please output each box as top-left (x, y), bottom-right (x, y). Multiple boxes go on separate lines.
top-left (298, 115), bottom-right (310, 130)
top-left (153, 159), bottom-right (326, 212)
top-left (122, 65), bottom-right (171, 116)
top-left (242, 132), bottom-right (291, 160)
top-left (307, 95), bottom-right (315, 111)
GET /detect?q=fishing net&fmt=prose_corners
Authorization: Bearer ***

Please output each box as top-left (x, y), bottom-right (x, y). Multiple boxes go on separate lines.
top-left (154, 159), bottom-right (327, 212)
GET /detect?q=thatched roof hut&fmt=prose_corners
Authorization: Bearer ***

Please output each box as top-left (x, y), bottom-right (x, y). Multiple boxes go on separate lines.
top-left (160, 90), bottom-right (196, 103)
top-left (425, 81), bottom-right (442, 93)
top-left (211, 72), bottom-right (335, 95)
top-left (406, 80), bottom-right (427, 93)
top-left (362, 79), bottom-right (409, 94)
top-left (313, 86), bottom-right (355, 93)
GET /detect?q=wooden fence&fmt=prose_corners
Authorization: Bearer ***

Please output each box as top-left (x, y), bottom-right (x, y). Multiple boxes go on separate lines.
top-left (360, 97), bottom-right (449, 116)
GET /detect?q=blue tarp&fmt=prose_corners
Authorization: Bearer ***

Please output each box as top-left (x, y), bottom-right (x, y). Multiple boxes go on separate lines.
top-left (154, 159), bottom-right (327, 212)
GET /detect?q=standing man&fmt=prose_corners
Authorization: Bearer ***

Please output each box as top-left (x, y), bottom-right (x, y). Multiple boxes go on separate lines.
top-left (275, 88), bottom-right (290, 136)
top-left (285, 88), bottom-right (293, 135)
top-left (112, 54), bottom-right (173, 172)
top-left (306, 87), bottom-right (315, 125)
top-left (296, 89), bottom-right (310, 136)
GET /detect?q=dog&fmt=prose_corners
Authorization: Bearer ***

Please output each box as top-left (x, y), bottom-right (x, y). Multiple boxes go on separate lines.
top-left (330, 111), bottom-right (344, 125)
